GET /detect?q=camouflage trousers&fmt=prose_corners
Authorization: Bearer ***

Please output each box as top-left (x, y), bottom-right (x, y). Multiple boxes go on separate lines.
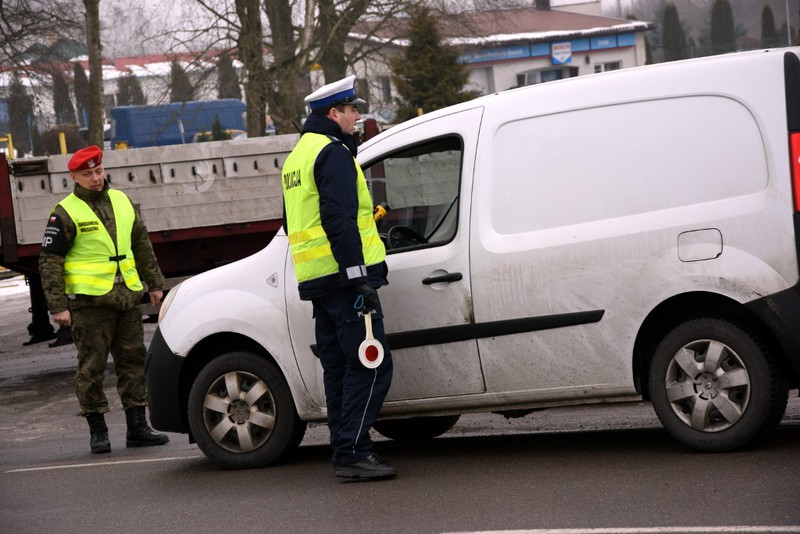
top-left (70, 284), bottom-right (147, 416)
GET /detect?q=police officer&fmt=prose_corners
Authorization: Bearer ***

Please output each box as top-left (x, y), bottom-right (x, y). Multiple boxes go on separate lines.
top-left (282, 76), bottom-right (395, 480)
top-left (39, 145), bottom-right (169, 454)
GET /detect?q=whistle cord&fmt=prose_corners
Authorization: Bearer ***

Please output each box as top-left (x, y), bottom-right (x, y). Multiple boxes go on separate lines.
top-left (353, 366), bottom-right (378, 458)
top-left (352, 295), bottom-right (378, 457)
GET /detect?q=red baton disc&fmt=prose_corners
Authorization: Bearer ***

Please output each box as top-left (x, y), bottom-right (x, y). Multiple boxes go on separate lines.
top-left (358, 312), bottom-right (384, 368)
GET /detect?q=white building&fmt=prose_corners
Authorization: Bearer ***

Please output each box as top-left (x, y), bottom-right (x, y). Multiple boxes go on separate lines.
top-left (349, 2), bottom-right (652, 117)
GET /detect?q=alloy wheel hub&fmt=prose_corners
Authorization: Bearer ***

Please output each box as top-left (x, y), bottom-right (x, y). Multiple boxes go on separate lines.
top-left (229, 399), bottom-right (250, 424)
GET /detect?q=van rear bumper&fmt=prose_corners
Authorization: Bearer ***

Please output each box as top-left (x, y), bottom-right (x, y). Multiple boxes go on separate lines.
top-left (145, 327), bottom-right (188, 434)
top-left (746, 282), bottom-right (800, 384)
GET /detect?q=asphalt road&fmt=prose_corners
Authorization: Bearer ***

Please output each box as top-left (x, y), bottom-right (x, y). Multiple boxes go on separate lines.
top-left (1, 278), bottom-right (799, 534)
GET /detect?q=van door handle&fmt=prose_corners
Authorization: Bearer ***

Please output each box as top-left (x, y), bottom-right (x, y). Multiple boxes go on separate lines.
top-left (422, 272), bottom-right (463, 285)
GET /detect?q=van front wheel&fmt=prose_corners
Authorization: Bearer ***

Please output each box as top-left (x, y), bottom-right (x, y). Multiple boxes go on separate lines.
top-left (649, 318), bottom-right (787, 452)
top-left (188, 351), bottom-right (306, 469)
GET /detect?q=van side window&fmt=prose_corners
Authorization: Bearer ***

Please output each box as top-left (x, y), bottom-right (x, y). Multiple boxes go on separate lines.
top-left (364, 136), bottom-right (462, 253)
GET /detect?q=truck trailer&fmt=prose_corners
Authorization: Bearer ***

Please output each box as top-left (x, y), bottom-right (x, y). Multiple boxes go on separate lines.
top-left (0, 133), bottom-right (299, 343)
top-left (110, 99), bottom-right (246, 149)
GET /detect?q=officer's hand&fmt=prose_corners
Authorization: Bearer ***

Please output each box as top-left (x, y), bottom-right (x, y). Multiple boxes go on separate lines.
top-left (353, 282), bottom-right (378, 312)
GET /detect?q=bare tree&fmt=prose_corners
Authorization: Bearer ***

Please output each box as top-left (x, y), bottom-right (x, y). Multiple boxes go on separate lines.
top-left (1, 1), bottom-right (84, 132)
top-left (237, 0), bottom-right (270, 135)
top-left (176, 0), bottom-right (416, 135)
top-left (317, 0), bottom-right (370, 82)
top-left (0, 0), bottom-right (82, 70)
top-left (83, 0), bottom-right (104, 147)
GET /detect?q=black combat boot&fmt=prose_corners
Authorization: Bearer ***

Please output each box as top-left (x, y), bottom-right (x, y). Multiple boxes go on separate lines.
top-left (125, 407), bottom-right (169, 447)
top-left (86, 413), bottom-right (111, 454)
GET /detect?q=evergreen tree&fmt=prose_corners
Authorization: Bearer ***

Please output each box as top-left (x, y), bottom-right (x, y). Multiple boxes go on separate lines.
top-left (761, 5), bottom-right (781, 49)
top-left (7, 72), bottom-right (34, 156)
top-left (73, 62), bottom-right (90, 127)
top-left (117, 73), bottom-right (147, 106)
top-left (170, 60), bottom-right (195, 102)
top-left (30, 123), bottom-right (43, 156)
top-left (390, 6), bottom-right (476, 123)
top-left (661, 2), bottom-right (687, 62)
top-left (40, 123), bottom-right (86, 155)
top-left (211, 115), bottom-right (231, 140)
top-left (217, 52), bottom-right (242, 100)
top-left (130, 74), bottom-right (147, 105)
top-left (117, 76), bottom-right (131, 106)
top-left (710, 0), bottom-right (736, 55)
top-left (52, 71), bottom-right (76, 124)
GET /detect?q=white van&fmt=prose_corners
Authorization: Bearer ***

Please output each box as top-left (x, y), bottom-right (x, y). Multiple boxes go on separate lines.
top-left (146, 48), bottom-right (800, 469)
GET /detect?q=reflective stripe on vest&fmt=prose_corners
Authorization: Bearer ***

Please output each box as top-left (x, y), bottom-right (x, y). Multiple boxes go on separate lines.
top-left (282, 133), bottom-right (385, 283)
top-left (59, 189), bottom-right (143, 295)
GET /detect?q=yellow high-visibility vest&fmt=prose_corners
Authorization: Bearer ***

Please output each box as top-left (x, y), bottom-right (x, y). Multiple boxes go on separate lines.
top-left (58, 189), bottom-right (143, 295)
top-left (282, 133), bottom-right (385, 283)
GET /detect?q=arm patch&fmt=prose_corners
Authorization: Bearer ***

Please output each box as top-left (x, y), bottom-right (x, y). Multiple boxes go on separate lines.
top-left (41, 214), bottom-right (70, 256)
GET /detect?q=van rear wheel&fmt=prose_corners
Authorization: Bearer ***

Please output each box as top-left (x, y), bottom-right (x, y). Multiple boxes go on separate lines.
top-left (188, 351), bottom-right (306, 469)
top-left (648, 318), bottom-right (787, 452)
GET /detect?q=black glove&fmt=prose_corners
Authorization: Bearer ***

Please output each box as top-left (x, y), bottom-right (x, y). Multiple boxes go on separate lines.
top-left (353, 282), bottom-right (379, 312)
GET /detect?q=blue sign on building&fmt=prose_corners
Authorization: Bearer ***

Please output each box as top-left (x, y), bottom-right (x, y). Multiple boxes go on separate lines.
top-left (458, 32), bottom-right (637, 65)
top-left (459, 45), bottom-right (531, 64)
top-left (591, 36), bottom-right (617, 50)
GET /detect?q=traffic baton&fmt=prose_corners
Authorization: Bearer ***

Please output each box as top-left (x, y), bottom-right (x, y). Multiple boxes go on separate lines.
top-left (358, 311), bottom-right (384, 369)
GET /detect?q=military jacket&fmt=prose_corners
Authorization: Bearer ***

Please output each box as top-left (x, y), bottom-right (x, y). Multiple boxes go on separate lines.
top-left (39, 182), bottom-right (165, 313)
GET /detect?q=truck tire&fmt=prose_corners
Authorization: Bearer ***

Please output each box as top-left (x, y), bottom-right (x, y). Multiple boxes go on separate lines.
top-left (188, 351), bottom-right (306, 469)
top-left (648, 318), bottom-right (788, 452)
top-left (373, 415), bottom-right (461, 441)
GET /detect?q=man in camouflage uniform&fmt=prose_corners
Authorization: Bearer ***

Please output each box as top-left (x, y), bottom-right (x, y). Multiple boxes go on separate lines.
top-left (39, 145), bottom-right (169, 454)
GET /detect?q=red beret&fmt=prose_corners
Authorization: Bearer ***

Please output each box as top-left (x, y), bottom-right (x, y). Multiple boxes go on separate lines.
top-left (68, 146), bottom-right (104, 172)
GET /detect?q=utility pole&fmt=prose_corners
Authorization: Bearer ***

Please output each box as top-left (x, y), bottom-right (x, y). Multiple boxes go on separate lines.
top-left (788, 0), bottom-right (793, 46)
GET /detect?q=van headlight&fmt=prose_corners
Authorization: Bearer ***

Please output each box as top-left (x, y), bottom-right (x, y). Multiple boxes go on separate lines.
top-left (157, 282), bottom-right (181, 323)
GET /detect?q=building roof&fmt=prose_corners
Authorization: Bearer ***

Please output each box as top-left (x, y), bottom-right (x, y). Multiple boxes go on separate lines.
top-left (354, 7), bottom-right (652, 48)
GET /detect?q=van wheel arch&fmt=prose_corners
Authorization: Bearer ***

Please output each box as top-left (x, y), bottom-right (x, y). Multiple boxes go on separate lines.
top-left (178, 334), bottom-right (291, 440)
top-left (632, 292), bottom-right (775, 399)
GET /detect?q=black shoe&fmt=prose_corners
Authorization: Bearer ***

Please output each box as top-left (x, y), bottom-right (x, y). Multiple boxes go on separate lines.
top-left (125, 407), bottom-right (169, 447)
top-left (90, 432), bottom-right (111, 454)
top-left (42, 326), bottom-right (73, 348)
top-left (86, 413), bottom-right (111, 454)
top-left (334, 454), bottom-right (397, 480)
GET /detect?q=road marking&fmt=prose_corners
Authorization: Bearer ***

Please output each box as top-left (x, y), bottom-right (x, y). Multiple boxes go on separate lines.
top-left (4, 455), bottom-right (204, 473)
top-left (444, 528), bottom-right (800, 534)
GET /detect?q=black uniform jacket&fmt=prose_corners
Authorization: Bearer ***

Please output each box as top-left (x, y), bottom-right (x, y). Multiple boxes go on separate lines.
top-left (289, 113), bottom-right (388, 301)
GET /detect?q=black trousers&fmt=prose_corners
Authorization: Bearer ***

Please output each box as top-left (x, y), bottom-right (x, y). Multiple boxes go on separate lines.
top-left (312, 288), bottom-right (393, 465)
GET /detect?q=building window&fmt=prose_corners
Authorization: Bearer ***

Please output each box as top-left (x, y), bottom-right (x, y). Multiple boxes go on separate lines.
top-left (380, 76), bottom-right (392, 103)
top-left (540, 67), bottom-right (578, 83)
top-left (356, 78), bottom-right (370, 113)
top-left (517, 67), bottom-right (579, 87)
top-left (594, 62), bottom-right (622, 73)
